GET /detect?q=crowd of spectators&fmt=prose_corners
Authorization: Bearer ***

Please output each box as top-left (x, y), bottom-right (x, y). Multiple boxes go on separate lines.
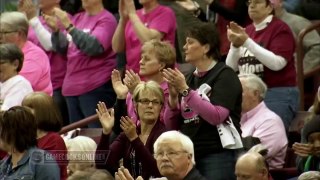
top-left (0, 0), bottom-right (319, 179)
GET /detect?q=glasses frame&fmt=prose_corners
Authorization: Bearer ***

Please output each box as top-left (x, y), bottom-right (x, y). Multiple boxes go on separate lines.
top-left (154, 151), bottom-right (189, 160)
top-left (137, 99), bottom-right (163, 106)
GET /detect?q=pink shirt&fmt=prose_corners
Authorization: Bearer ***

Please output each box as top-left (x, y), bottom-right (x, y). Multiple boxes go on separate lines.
top-left (241, 101), bottom-right (288, 169)
top-left (0, 75), bottom-right (33, 111)
top-left (20, 41), bottom-right (53, 95)
top-left (28, 17), bottom-right (67, 90)
top-left (126, 81), bottom-right (169, 124)
top-left (125, 5), bottom-right (176, 73)
top-left (63, 10), bottom-right (117, 96)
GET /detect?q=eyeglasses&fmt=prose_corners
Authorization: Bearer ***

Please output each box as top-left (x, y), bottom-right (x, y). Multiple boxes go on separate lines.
top-left (137, 99), bottom-right (162, 106)
top-left (154, 151), bottom-right (188, 159)
top-left (246, 0), bottom-right (266, 6)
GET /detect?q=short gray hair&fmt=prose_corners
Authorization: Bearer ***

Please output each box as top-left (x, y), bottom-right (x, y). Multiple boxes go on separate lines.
top-left (239, 73), bottom-right (268, 100)
top-left (0, 11), bottom-right (29, 37)
top-left (154, 131), bottom-right (195, 164)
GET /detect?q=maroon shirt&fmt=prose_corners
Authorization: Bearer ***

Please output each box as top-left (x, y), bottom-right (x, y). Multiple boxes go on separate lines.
top-left (37, 132), bottom-right (68, 180)
top-left (240, 17), bottom-right (296, 88)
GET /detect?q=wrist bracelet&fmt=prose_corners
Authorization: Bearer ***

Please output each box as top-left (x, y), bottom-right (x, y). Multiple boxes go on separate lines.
top-left (66, 24), bottom-right (74, 32)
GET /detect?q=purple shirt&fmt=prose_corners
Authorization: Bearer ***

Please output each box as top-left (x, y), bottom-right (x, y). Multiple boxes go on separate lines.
top-left (126, 81), bottom-right (169, 124)
top-left (241, 101), bottom-right (288, 169)
top-left (63, 10), bottom-right (117, 96)
top-left (20, 41), bottom-right (53, 95)
top-left (27, 17), bottom-right (67, 90)
top-left (125, 5), bottom-right (176, 73)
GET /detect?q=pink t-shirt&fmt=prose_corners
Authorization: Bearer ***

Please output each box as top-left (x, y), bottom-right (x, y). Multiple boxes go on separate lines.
top-left (125, 5), bottom-right (176, 73)
top-left (20, 41), bottom-right (53, 95)
top-left (28, 17), bottom-right (67, 90)
top-left (126, 81), bottom-right (169, 124)
top-left (241, 101), bottom-right (288, 169)
top-left (63, 10), bottom-right (117, 96)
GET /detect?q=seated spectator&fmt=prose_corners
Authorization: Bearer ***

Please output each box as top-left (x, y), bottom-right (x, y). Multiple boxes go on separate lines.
top-left (274, 0), bottom-right (320, 74)
top-left (226, 0), bottom-right (299, 131)
top-left (0, 11), bottom-right (52, 95)
top-left (293, 115), bottom-right (320, 172)
top-left (21, 92), bottom-right (67, 180)
top-left (68, 168), bottom-right (114, 180)
top-left (64, 136), bottom-right (97, 176)
top-left (235, 149), bottom-right (271, 180)
top-left (95, 81), bottom-right (166, 179)
top-left (0, 43), bottom-right (33, 111)
top-left (111, 39), bottom-right (175, 129)
top-left (153, 130), bottom-right (206, 180)
top-left (239, 73), bottom-right (287, 169)
top-left (0, 106), bottom-right (59, 179)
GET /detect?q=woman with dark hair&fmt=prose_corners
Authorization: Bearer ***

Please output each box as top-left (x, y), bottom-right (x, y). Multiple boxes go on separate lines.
top-left (0, 106), bottom-right (60, 179)
top-left (0, 43), bottom-right (33, 111)
top-left (22, 92), bottom-right (68, 180)
top-left (226, 0), bottom-right (298, 131)
top-left (162, 22), bottom-right (242, 180)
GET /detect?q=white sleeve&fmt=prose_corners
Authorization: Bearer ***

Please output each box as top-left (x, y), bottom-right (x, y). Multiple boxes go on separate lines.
top-left (225, 45), bottom-right (241, 71)
top-left (29, 17), bottom-right (53, 51)
top-left (243, 38), bottom-right (287, 71)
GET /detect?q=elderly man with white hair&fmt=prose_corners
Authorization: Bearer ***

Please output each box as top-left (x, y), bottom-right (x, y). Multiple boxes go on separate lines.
top-left (115, 130), bottom-right (206, 180)
top-left (239, 74), bottom-right (288, 169)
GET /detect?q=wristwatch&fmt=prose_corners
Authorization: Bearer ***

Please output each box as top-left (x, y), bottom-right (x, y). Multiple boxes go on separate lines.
top-left (181, 88), bottom-right (191, 97)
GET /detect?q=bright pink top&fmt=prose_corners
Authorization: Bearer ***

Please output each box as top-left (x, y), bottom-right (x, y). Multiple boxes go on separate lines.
top-left (37, 132), bottom-right (68, 180)
top-left (126, 81), bottom-right (169, 124)
top-left (20, 41), bottom-right (53, 95)
top-left (125, 5), bottom-right (176, 73)
top-left (63, 10), bottom-right (117, 96)
top-left (28, 17), bottom-right (67, 90)
top-left (241, 101), bottom-right (288, 169)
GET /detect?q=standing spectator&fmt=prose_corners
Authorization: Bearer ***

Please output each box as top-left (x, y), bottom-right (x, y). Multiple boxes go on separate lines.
top-left (226, 0), bottom-right (299, 131)
top-left (46, 0), bottom-right (117, 127)
top-left (205, 0), bottom-right (251, 60)
top-left (0, 106), bottom-right (60, 179)
top-left (239, 73), bottom-right (288, 169)
top-left (111, 39), bottom-right (175, 128)
top-left (22, 92), bottom-right (68, 180)
top-left (163, 23), bottom-right (242, 180)
top-left (112, 0), bottom-right (176, 73)
top-left (95, 81), bottom-right (166, 179)
top-left (19, 0), bottom-right (70, 125)
top-left (0, 43), bottom-right (33, 111)
top-left (274, 0), bottom-right (320, 74)
top-left (0, 11), bottom-right (52, 95)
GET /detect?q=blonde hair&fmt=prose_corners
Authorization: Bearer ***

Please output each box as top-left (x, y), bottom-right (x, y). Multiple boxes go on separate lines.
top-left (132, 81), bottom-right (164, 105)
top-left (142, 39), bottom-right (176, 70)
top-left (0, 12), bottom-right (29, 37)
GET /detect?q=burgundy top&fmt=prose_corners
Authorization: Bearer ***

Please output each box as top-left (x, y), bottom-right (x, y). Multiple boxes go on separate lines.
top-left (37, 132), bottom-right (68, 180)
top-left (95, 120), bottom-right (166, 179)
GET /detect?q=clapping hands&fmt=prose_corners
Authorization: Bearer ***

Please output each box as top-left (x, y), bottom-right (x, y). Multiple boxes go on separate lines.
top-left (227, 21), bottom-right (248, 48)
top-left (96, 102), bottom-right (114, 135)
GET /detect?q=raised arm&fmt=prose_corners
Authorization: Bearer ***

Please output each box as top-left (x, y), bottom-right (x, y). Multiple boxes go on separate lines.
top-left (112, 0), bottom-right (128, 52)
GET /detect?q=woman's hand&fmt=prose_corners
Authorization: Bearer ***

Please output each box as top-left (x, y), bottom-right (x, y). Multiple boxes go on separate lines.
top-left (96, 102), bottom-right (114, 135)
top-left (18, 0), bottom-right (37, 20)
top-left (115, 166), bottom-right (143, 180)
top-left (120, 116), bottom-right (138, 141)
top-left (53, 7), bottom-right (72, 29)
top-left (125, 0), bottom-right (136, 16)
top-left (227, 22), bottom-right (248, 47)
top-left (118, 0), bottom-right (128, 21)
top-left (162, 68), bottom-right (189, 94)
top-left (42, 13), bottom-right (59, 32)
top-left (292, 142), bottom-right (313, 157)
top-left (123, 70), bottom-right (141, 94)
top-left (111, 69), bottom-right (129, 99)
